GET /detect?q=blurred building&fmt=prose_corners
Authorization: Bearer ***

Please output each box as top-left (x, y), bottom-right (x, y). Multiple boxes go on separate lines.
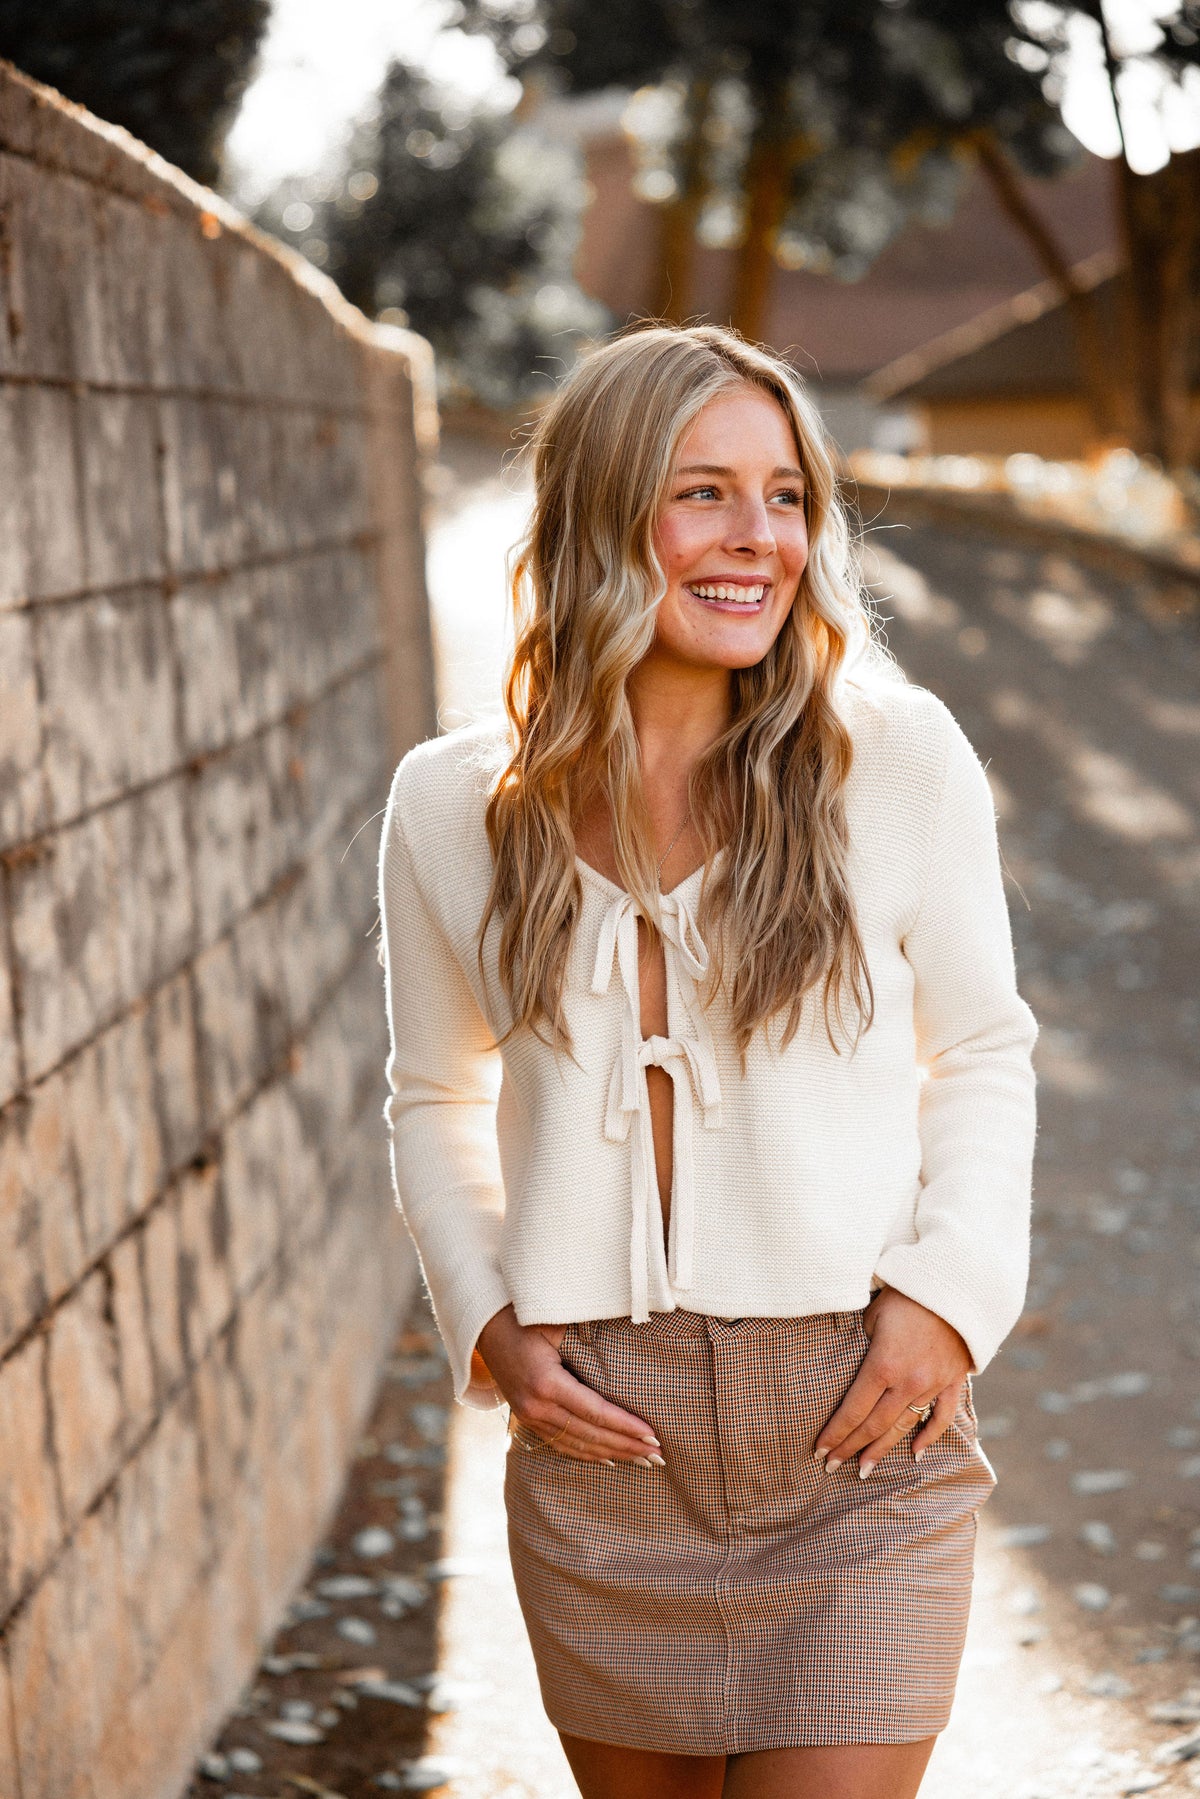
top-left (542, 91), bottom-right (1119, 455)
top-left (867, 257), bottom-right (1200, 461)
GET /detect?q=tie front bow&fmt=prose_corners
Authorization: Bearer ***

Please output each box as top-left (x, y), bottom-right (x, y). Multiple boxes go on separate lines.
top-left (590, 885), bottom-right (724, 1323)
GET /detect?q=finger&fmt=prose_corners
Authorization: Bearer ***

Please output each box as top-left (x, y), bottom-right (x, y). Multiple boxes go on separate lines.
top-left (548, 1367), bottom-right (662, 1450)
top-left (825, 1381), bottom-right (944, 1468)
top-left (911, 1384), bottom-right (959, 1460)
top-left (516, 1413), bottom-right (663, 1465)
top-left (519, 1370), bottom-right (662, 1457)
top-left (856, 1408), bottom-right (927, 1479)
top-left (526, 1409), bottom-right (664, 1462)
top-left (551, 1431), bottom-right (664, 1466)
top-left (814, 1367), bottom-right (889, 1460)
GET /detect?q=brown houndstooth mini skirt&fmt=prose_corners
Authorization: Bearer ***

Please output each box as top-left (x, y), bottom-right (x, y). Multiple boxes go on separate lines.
top-left (503, 1307), bottom-right (996, 1754)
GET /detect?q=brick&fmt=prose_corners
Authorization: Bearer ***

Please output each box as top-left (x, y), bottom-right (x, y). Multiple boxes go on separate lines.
top-left (61, 1007), bottom-right (162, 1259)
top-left (139, 1193), bottom-right (184, 1406)
top-left (200, 1503), bottom-right (268, 1733)
top-left (46, 1267), bottom-right (124, 1525)
top-left (271, 407), bottom-right (372, 553)
top-left (14, 383), bottom-right (87, 601)
top-left (0, 1085), bottom-right (85, 1356)
top-left (159, 214), bottom-right (243, 394)
top-left (175, 1159), bottom-right (234, 1366)
top-left (190, 732), bottom-right (298, 945)
top-left (0, 607), bottom-right (46, 848)
top-left (8, 810), bottom-right (122, 1080)
top-left (114, 1398), bottom-right (207, 1688)
top-left (7, 1493), bottom-right (132, 1799)
top-left (292, 669), bottom-right (386, 855)
top-left (0, 156), bottom-right (106, 385)
top-left (0, 1648), bottom-right (18, 1799)
top-left (0, 1332), bottom-right (62, 1618)
top-left (0, 390), bottom-right (29, 608)
top-left (290, 546), bottom-right (381, 706)
top-left (39, 590), bottom-right (178, 823)
top-left (90, 186), bottom-right (170, 389)
top-left (160, 397), bottom-right (273, 576)
top-left (192, 1321), bottom-right (253, 1537)
top-left (145, 971), bottom-right (203, 1171)
top-left (78, 393), bottom-right (165, 590)
top-left (192, 906), bottom-right (290, 1123)
top-left (108, 1228), bottom-right (155, 1444)
top-left (0, 883), bottom-right (21, 1108)
top-left (8, 788), bottom-right (193, 1079)
top-left (170, 567), bottom-right (287, 756)
top-left (220, 1084), bottom-right (294, 1294)
top-left (109, 778), bottom-right (196, 999)
top-left (93, 1578), bottom-right (212, 1799)
top-left (221, 234), bottom-right (355, 407)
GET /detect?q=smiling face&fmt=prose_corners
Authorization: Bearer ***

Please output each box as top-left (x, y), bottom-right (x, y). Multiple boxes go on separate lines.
top-left (648, 383), bottom-right (810, 677)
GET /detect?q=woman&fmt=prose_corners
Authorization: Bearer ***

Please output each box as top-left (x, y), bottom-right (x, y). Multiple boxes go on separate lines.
top-left (378, 323), bottom-right (1038, 1799)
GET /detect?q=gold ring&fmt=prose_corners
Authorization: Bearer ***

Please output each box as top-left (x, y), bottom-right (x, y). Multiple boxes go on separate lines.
top-left (907, 1402), bottom-right (933, 1424)
top-left (548, 1419), bottom-right (570, 1449)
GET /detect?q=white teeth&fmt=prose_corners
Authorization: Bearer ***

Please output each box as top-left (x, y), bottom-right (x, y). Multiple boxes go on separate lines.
top-left (690, 583), bottom-right (766, 604)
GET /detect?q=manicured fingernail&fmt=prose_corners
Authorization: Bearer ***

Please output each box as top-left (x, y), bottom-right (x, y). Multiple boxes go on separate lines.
top-left (642, 1438), bottom-right (661, 1449)
top-left (813, 1445), bottom-right (829, 1461)
top-left (859, 1462), bottom-right (874, 1480)
top-left (603, 1458), bottom-right (616, 1466)
top-left (647, 1452), bottom-right (666, 1466)
top-left (914, 1447), bottom-right (925, 1462)
top-left (825, 1457), bottom-right (842, 1473)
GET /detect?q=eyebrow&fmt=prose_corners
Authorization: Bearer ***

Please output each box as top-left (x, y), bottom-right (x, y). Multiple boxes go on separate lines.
top-left (676, 462), bottom-right (805, 480)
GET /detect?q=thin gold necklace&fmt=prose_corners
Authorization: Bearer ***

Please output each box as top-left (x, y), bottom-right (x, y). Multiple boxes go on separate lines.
top-left (656, 808), bottom-right (693, 882)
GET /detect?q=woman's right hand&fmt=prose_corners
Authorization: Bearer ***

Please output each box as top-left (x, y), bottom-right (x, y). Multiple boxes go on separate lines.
top-left (476, 1305), bottom-right (665, 1466)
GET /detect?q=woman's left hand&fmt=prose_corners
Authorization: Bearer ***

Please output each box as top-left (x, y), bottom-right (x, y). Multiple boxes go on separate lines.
top-left (814, 1286), bottom-right (973, 1477)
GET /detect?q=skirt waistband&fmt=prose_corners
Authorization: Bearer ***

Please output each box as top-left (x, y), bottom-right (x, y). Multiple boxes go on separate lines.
top-left (570, 1307), bottom-right (866, 1347)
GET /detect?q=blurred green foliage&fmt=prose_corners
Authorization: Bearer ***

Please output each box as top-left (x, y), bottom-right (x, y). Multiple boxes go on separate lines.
top-left (0, 0), bottom-right (270, 185)
top-left (254, 59), bottom-right (608, 409)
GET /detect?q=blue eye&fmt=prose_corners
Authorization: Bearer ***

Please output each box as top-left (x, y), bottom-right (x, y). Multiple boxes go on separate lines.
top-left (677, 485), bottom-right (719, 500)
top-left (772, 488), bottom-right (804, 505)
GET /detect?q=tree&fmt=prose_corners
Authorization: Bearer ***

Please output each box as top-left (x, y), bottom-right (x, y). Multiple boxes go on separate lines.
top-left (1008, 3), bottom-right (1200, 470)
top-left (0, 0), bottom-right (270, 186)
top-left (457, 0), bottom-right (1200, 469)
top-left (255, 60), bottom-right (607, 409)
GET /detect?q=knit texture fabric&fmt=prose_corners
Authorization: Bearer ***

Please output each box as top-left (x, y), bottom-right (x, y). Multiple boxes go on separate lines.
top-left (377, 673), bottom-right (1038, 1408)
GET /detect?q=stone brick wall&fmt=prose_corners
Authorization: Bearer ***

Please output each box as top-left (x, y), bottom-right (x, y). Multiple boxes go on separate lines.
top-left (0, 60), bottom-right (432, 1799)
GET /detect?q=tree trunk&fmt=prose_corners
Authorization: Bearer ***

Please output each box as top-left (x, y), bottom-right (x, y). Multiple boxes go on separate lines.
top-left (1092, 6), bottom-right (1198, 471)
top-left (653, 78), bottom-right (712, 324)
top-left (971, 129), bottom-right (1127, 446)
top-left (728, 92), bottom-right (789, 344)
top-left (1112, 147), bottom-right (1200, 469)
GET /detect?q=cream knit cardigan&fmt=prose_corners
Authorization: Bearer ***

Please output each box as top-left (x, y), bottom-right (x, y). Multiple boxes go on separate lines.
top-left (378, 672), bottom-right (1038, 1409)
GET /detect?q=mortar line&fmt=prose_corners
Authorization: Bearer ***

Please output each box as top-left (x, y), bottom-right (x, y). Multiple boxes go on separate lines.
top-left (7, 527), bottom-right (391, 612)
top-left (0, 367), bottom-right (398, 419)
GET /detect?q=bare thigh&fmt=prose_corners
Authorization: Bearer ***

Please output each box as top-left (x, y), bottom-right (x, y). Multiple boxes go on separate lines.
top-left (724, 1738), bottom-right (937, 1799)
top-left (558, 1733), bottom-right (938, 1799)
top-left (558, 1733), bottom-right (725, 1799)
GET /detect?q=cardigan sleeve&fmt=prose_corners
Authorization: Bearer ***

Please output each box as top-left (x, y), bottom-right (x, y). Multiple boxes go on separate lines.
top-left (874, 705), bottom-right (1038, 1374)
top-left (378, 763), bottom-right (511, 1409)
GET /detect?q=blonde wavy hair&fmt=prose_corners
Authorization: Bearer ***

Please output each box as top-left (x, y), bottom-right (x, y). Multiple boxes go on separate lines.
top-left (476, 322), bottom-right (900, 1073)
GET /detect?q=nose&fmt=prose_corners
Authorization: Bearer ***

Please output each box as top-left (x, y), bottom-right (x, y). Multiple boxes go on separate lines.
top-left (724, 494), bottom-right (775, 557)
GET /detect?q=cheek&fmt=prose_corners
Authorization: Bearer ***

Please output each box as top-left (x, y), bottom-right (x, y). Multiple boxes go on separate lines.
top-left (655, 514), bottom-right (707, 578)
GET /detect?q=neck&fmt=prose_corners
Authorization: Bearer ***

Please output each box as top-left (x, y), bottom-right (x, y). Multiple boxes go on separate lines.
top-left (627, 661), bottom-right (732, 780)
